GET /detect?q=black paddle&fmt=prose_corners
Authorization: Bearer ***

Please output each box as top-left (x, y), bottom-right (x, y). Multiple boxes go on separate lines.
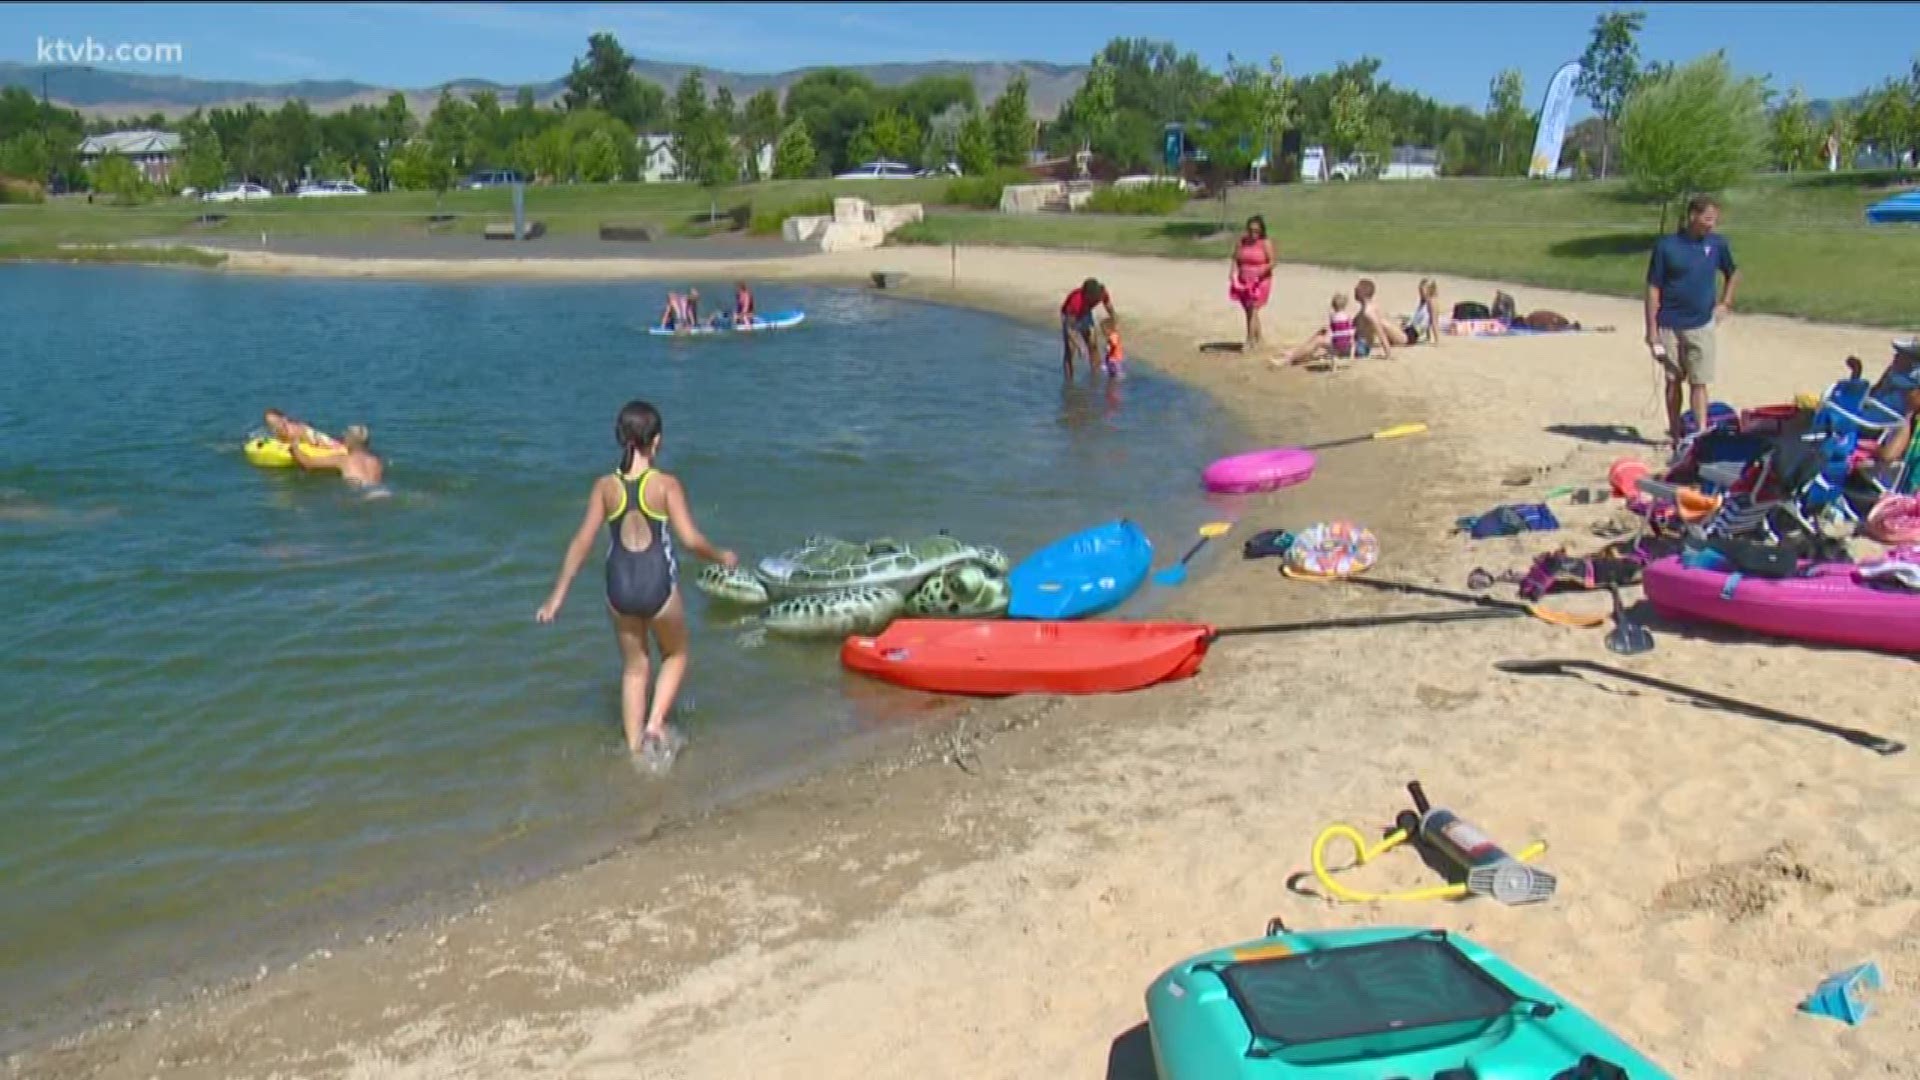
top-left (1211, 608), bottom-right (1518, 639)
top-left (1494, 659), bottom-right (1906, 756)
top-left (1313, 574), bottom-right (1606, 628)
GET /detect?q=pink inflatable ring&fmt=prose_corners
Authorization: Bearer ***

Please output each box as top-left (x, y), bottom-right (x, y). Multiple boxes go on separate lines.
top-left (1203, 448), bottom-right (1316, 494)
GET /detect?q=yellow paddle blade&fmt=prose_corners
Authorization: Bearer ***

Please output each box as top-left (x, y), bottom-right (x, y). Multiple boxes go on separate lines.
top-left (1372, 422), bottom-right (1429, 441)
top-left (1198, 521), bottom-right (1234, 538)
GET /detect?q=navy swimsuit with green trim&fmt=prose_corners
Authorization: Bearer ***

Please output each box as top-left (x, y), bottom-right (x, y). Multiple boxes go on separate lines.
top-left (605, 470), bottom-right (678, 618)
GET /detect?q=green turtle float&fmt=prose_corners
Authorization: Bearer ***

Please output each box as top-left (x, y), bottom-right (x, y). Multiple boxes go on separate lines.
top-left (694, 533), bottom-right (1011, 637)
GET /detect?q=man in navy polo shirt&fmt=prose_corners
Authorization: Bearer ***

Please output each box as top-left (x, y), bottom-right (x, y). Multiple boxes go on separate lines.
top-left (1645, 194), bottom-right (1740, 445)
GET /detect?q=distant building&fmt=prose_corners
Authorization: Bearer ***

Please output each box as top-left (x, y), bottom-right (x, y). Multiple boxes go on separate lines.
top-left (635, 134), bottom-right (774, 183)
top-left (636, 134), bottom-right (678, 182)
top-left (76, 130), bottom-right (181, 185)
top-left (1381, 146), bottom-right (1440, 181)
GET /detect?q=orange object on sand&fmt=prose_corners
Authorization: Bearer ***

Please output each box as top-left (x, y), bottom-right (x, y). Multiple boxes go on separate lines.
top-left (841, 619), bottom-right (1212, 696)
top-left (1609, 458), bottom-right (1652, 499)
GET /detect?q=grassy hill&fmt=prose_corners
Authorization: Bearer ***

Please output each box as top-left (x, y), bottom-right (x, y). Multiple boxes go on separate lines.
top-left (4, 170), bottom-right (1915, 327)
top-left (0, 59), bottom-right (1085, 120)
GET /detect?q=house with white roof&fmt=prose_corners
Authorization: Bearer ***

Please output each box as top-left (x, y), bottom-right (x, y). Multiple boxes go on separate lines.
top-left (76, 130), bottom-right (182, 185)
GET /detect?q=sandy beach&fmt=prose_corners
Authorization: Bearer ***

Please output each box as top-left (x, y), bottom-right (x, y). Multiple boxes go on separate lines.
top-left (11, 241), bottom-right (1918, 1080)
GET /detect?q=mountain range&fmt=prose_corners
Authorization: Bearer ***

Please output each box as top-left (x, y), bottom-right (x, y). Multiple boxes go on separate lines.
top-left (0, 59), bottom-right (1086, 121)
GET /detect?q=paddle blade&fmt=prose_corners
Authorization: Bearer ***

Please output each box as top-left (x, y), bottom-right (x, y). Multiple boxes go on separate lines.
top-left (1198, 521), bottom-right (1233, 538)
top-left (1152, 564), bottom-right (1189, 587)
top-left (1373, 422), bottom-right (1428, 441)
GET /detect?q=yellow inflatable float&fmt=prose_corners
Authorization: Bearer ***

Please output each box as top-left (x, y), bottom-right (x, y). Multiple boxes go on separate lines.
top-left (244, 433), bottom-right (346, 469)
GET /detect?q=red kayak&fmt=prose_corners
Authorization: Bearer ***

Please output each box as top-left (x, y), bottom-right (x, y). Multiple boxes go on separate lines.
top-left (840, 619), bottom-right (1213, 696)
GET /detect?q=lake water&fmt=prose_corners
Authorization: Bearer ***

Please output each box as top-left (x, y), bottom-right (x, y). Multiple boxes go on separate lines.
top-left (0, 266), bottom-right (1233, 1047)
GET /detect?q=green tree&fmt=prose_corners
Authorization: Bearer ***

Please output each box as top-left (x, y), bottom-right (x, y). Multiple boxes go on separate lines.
top-left (425, 90), bottom-right (477, 174)
top-left (668, 70), bottom-right (737, 186)
top-left (88, 151), bottom-right (145, 203)
top-left (575, 128), bottom-right (623, 182)
top-left (849, 108), bottom-right (922, 164)
top-left (956, 109), bottom-right (993, 175)
top-left (1197, 67), bottom-right (1266, 217)
top-left (782, 68), bottom-right (879, 172)
top-left (1768, 87), bottom-right (1822, 172)
top-left (1328, 78), bottom-right (1376, 161)
top-left (1071, 57), bottom-right (1118, 152)
top-left (987, 72), bottom-right (1033, 167)
top-left (1853, 79), bottom-right (1917, 165)
top-left (1576, 8), bottom-right (1646, 178)
top-left (0, 132), bottom-right (49, 181)
top-left (1485, 68), bottom-right (1529, 175)
top-left (771, 118), bottom-right (817, 179)
top-left (1620, 52), bottom-right (1766, 226)
top-left (740, 88), bottom-right (782, 179)
top-left (390, 140), bottom-right (454, 193)
top-left (562, 32), bottom-right (666, 130)
top-left (1439, 129), bottom-right (1471, 176)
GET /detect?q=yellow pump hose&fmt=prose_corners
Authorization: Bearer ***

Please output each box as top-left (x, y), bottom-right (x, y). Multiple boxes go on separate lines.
top-left (1311, 822), bottom-right (1548, 904)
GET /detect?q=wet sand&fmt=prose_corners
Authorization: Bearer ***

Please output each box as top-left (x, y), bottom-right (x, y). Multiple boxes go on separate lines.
top-left (10, 243), bottom-right (1918, 1080)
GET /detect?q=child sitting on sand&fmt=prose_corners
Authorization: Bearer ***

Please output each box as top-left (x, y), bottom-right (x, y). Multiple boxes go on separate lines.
top-left (1270, 293), bottom-right (1358, 368)
top-left (1101, 318), bottom-right (1125, 379)
top-left (535, 400), bottom-right (737, 767)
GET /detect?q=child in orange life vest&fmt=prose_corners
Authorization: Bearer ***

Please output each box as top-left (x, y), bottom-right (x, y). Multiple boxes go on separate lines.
top-left (1100, 317), bottom-right (1125, 379)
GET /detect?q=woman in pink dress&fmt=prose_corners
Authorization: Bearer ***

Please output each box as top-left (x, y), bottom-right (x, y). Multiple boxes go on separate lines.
top-left (1228, 214), bottom-right (1276, 349)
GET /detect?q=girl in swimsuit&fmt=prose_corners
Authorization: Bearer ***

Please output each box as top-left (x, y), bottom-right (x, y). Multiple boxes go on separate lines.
top-left (536, 400), bottom-right (737, 759)
top-left (1228, 215), bottom-right (1276, 349)
top-left (1270, 292), bottom-right (1356, 368)
top-left (732, 281), bottom-right (755, 328)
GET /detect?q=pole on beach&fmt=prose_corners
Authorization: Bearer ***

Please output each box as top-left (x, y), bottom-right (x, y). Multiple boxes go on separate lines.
top-left (950, 243), bottom-right (956, 288)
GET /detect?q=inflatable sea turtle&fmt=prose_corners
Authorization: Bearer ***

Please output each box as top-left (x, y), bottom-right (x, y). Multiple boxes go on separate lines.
top-left (694, 533), bottom-right (1011, 637)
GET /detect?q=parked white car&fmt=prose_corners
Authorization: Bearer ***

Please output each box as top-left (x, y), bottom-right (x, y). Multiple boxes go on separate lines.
top-left (202, 183), bottom-right (273, 203)
top-left (834, 161), bottom-right (917, 180)
top-left (295, 180), bottom-right (367, 198)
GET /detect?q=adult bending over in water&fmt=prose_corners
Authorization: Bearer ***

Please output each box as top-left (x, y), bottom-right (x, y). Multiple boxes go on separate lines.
top-left (1228, 215), bottom-right (1275, 349)
top-left (658, 288), bottom-right (702, 331)
top-left (290, 424), bottom-right (384, 488)
top-left (1060, 278), bottom-right (1116, 378)
top-left (535, 400), bottom-right (736, 761)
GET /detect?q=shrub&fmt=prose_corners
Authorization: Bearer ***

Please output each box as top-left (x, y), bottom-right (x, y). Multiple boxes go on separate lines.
top-left (942, 168), bottom-right (1031, 209)
top-left (1084, 182), bottom-right (1189, 215)
top-left (886, 220), bottom-right (942, 245)
top-left (749, 193), bottom-right (835, 236)
top-left (0, 177), bottom-right (46, 204)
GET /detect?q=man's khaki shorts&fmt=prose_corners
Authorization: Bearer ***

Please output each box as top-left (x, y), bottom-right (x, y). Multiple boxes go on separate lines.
top-left (1657, 323), bottom-right (1717, 385)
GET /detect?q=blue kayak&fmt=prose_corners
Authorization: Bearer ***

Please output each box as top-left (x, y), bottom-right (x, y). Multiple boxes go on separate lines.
top-left (648, 310), bottom-right (806, 336)
top-left (1146, 925), bottom-right (1672, 1080)
top-left (1007, 519), bottom-right (1153, 620)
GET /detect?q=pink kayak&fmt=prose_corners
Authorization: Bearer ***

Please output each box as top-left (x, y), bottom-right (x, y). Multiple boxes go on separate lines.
top-left (1643, 556), bottom-right (1920, 655)
top-left (1202, 448), bottom-right (1316, 494)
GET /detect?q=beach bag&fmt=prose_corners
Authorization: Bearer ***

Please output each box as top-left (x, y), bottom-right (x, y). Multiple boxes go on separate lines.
top-left (1516, 549), bottom-right (1643, 601)
top-left (1522, 310), bottom-right (1576, 332)
top-left (1491, 291), bottom-right (1517, 323)
top-left (1452, 300), bottom-right (1491, 321)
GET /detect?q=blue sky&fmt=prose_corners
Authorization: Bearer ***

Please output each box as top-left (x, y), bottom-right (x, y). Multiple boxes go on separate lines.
top-left (4, 2), bottom-right (1915, 111)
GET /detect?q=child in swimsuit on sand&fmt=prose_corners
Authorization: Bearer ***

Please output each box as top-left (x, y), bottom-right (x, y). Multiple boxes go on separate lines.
top-left (536, 400), bottom-right (736, 766)
top-left (1270, 293), bottom-right (1357, 368)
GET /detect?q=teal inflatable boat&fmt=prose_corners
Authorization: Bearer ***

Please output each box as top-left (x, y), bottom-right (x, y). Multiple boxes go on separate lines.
top-left (1145, 925), bottom-right (1671, 1079)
